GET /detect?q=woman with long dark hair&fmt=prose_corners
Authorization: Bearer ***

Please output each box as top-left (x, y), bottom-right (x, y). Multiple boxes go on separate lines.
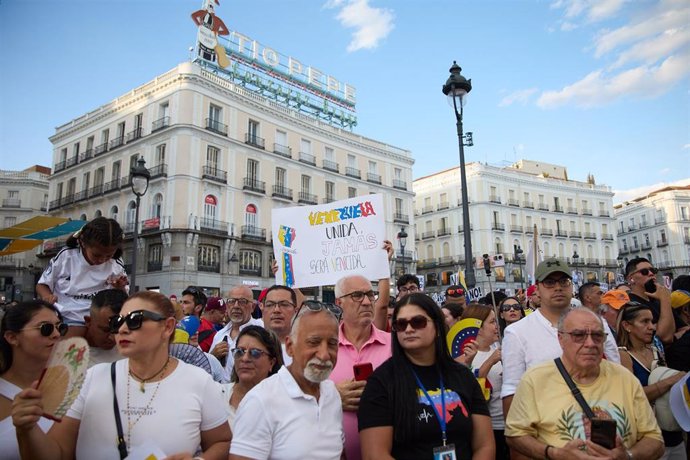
top-left (497, 296), bottom-right (526, 336)
top-left (358, 293), bottom-right (494, 460)
top-left (0, 300), bottom-right (66, 459)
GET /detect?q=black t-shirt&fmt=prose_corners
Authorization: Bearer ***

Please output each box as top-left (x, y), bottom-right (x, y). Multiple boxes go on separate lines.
top-left (666, 329), bottom-right (690, 371)
top-left (628, 293), bottom-right (684, 329)
top-left (358, 358), bottom-right (490, 460)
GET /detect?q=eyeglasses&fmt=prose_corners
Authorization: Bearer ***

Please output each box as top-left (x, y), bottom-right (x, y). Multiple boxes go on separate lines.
top-left (631, 267), bottom-right (659, 276)
top-left (500, 304), bottom-right (521, 312)
top-left (540, 278), bottom-right (573, 288)
top-left (398, 285), bottom-right (419, 294)
top-left (232, 347), bottom-right (272, 360)
top-left (446, 288), bottom-right (464, 297)
top-left (392, 315), bottom-right (430, 332)
top-left (559, 329), bottom-right (608, 344)
top-left (109, 310), bottom-right (167, 333)
top-left (339, 290), bottom-right (378, 303)
top-left (21, 321), bottom-right (68, 337)
top-left (227, 298), bottom-right (252, 307)
top-left (295, 300), bottom-right (343, 321)
top-left (264, 301), bottom-right (295, 310)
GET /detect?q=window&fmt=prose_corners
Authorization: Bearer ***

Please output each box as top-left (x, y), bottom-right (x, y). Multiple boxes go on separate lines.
top-left (247, 159), bottom-right (259, 180)
top-left (239, 249), bottom-right (262, 275)
top-left (67, 178), bottom-right (76, 196)
top-left (134, 113), bottom-right (143, 130)
top-left (127, 201), bottom-right (136, 228)
top-left (395, 198), bottom-right (403, 214)
top-left (148, 244), bottom-right (163, 271)
top-left (73, 142), bottom-right (80, 156)
top-left (348, 187), bottom-right (357, 198)
top-left (682, 207), bottom-right (689, 220)
top-left (276, 168), bottom-right (286, 187)
top-left (660, 229), bottom-right (667, 243)
top-left (101, 129), bottom-right (109, 144)
top-left (510, 213), bottom-right (518, 225)
top-left (368, 161), bottom-right (377, 173)
top-left (4, 217), bottom-right (17, 227)
top-left (209, 104), bottom-right (222, 122)
top-left (640, 214), bottom-right (648, 226)
top-left (116, 122), bottom-right (125, 140)
top-left (110, 205), bottom-right (118, 221)
top-left (7, 190), bottom-right (18, 199)
top-left (440, 217), bottom-right (448, 231)
top-left (82, 173), bottom-right (90, 191)
top-left (59, 148), bottom-right (67, 162)
top-left (94, 167), bottom-right (104, 186)
top-left (159, 102), bottom-right (169, 119)
top-left (622, 239), bottom-right (628, 250)
top-left (248, 119), bottom-right (259, 140)
top-left (300, 139), bottom-right (311, 154)
top-left (347, 154), bottom-right (356, 168)
top-left (86, 136), bottom-right (94, 151)
top-left (152, 194), bottom-right (163, 218)
top-left (245, 204), bottom-right (257, 228)
top-left (198, 245), bottom-right (220, 271)
top-left (326, 181), bottom-right (335, 201)
top-left (491, 186), bottom-right (498, 199)
top-left (112, 161), bottom-right (121, 181)
top-left (156, 144), bottom-right (166, 165)
top-left (301, 175), bottom-right (311, 193)
top-left (204, 195), bottom-right (217, 222)
top-left (632, 236), bottom-right (638, 249)
top-left (325, 146), bottom-right (335, 160)
top-left (276, 129), bottom-right (288, 147)
top-left (644, 233), bottom-right (650, 245)
top-left (129, 154), bottom-right (139, 171)
top-left (207, 146), bottom-right (220, 170)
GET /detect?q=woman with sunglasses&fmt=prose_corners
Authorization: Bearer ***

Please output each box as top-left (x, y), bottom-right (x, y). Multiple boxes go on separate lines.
top-left (222, 325), bottom-right (283, 428)
top-left (359, 293), bottom-right (494, 460)
top-left (617, 302), bottom-right (687, 459)
top-left (0, 300), bottom-right (65, 460)
top-left (12, 291), bottom-right (231, 460)
top-left (497, 296), bottom-right (525, 336)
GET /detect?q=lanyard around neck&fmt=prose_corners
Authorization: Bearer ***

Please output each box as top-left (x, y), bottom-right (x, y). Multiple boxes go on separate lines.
top-left (412, 369), bottom-right (447, 446)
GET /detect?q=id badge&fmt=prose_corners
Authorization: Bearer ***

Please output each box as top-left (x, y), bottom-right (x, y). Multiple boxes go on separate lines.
top-left (433, 443), bottom-right (457, 460)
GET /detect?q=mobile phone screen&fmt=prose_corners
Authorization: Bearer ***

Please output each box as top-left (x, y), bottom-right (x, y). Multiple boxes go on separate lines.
top-left (353, 362), bottom-right (374, 381)
top-left (590, 419), bottom-right (616, 449)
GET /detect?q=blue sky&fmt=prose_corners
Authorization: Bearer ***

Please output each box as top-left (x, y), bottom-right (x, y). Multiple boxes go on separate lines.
top-left (1, 0), bottom-right (688, 203)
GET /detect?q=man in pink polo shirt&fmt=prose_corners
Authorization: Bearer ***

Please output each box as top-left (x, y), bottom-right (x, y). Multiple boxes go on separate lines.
top-left (330, 274), bottom-right (392, 460)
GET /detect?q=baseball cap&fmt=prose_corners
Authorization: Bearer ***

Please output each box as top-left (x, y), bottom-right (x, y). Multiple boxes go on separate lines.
top-left (601, 289), bottom-right (630, 310)
top-left (205, 296), bottom-right (226, 311)
top-left (445, 285), bottom-right (465, 298)
top-left (671, 290), bottom-right (690, 309)
top-left (535, 258), bottom-right (572, 282)
top-left (526, 285), bottom-right (537, 297)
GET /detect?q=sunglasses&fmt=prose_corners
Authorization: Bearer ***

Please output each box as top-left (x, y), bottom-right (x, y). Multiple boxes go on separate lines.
top-left (232, 347), bottom-right (272, 360)
top-left (540, 278), bottom-right (572, 288)
top-left (109, 310), bottom-right (167, 333)
top-left (293, 301), bottom-right (343, 325)
top-left (392, 315), bottom-right (430, 332)
top-left (339, 290), bottom-right (378, 303)
top-left (559, 329), bottom-right (607, 344)
top-left (501, 304), bottom-right (521, 312)
top-left (446, 288), bottom-right (464, 297)
top-left (227, 298), bottom-right (252, 307)
top-left (21, 322), bottom-right (68, 337)
top-left (632, 267), bottom-right (659, 276)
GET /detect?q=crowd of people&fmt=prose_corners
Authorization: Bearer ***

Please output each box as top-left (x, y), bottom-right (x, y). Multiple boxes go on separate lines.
top-left (0, 216), bottom-right (688, 459)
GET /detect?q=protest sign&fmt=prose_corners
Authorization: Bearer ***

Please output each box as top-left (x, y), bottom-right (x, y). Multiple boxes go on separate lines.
top-left (272, 194), bottom-right (389, 288)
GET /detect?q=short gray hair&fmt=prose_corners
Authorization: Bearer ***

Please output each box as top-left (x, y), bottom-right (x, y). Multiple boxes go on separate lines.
top-left (289, 306), bottom-right (339, 342)
top-left (334, 275), bottom-right (371, 298)
top-left (557, 306), bottom-right (604, 331)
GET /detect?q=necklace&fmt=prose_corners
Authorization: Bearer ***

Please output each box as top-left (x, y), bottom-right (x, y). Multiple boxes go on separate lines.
top-left (126, 368), bottom-right (163, 451)
top-left (128, 357), bottom-right (170, 393)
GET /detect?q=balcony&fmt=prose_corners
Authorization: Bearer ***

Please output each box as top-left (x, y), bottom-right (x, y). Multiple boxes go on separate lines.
top-left (345, 167), bottom-right (361, 179)
top-left (570, 231), bottom-right (582, 238)
top-left (567, 207), bottom-right (578, 214)
top-left (538, 203), bottom-right (549, 211)
top-left (507, 198), bottom-right (520, 207)
top-left (126, 127), bottom-right (143, 143)
top-left (199, 218), bottom-right (229, 235)
top-left (244, 133), bottom-right (264, 148)
top-left (149, 163), bottom-right (168, 179)
top-left (54, 160), bottom-right (66, 172)
top-left (684, 235), bottom-right (690, 244)
top-left (554, 205), bottom-right (563, 213)
top-left (421, 206), bottom-right (434, 214)
top-left (619, 248), bottom-right (629, 255)
top-left (73, 191), bottom-right (88, 203)
top-left (604, 259), bottom-right (619, 267)
top-left (523, 201), bottom-right (534, 209)
top-left (457, 224), bottom-right (473, 233)
top-left (555, 230), bottom-right (568, 238)
top-left (272, 185), bottom-right (293, 201)
top-left (640, 241), bottom-right (652, 250)
top-left (417, 258), bottom-right (438, 268)
top-left (40, 201), bottom-right (47, 211)
top-left (540, 228), bottom-right (553, 236)
top-left (586, 258), bottom-right (600, 266)
top-left (489, 195), bottom-right (502, 204)
top-left (198, 263), bottom-right (220, 273)
top-left (366, 172), bottom-right (381, 184)
top-left (104, 179), bottom-right (120, 194)
top-left (393, 213), bottom-right (409, 224)
top-left (322, 196), bottom-right (336, 204)
top-left (298, 192), bottom-right (318, 205)
top-left (437, 202), bottom-right (450, 211)
top-left (79, 149), bottom-right (93, 163)
top-left (120, 176), bottom-right (132, 190)
top-left (630, 245), bottom-right (641, 253)
top-left (88, 184), bottom-right (104, 197)
top-left (510, 225), bottom-right (523, 233)
top-left (421, 231), bottom-right (435, 240)
top-left (94, 142), bottom-right (108, 156)
top-left (202, 165), bottom-right (227, 184)
top-left (525, 227), bottom-right (534, 234)
top-left (151, 116), bottom-right (170, 132)
top-left (599, 210), bottom-right (610, 217)
top-left (601, 233), bottom-right (614, 241)
top-left (655, 216), bottom-right (666, 224)
top-left (438, 256), bottom-right (455, 266)
top-left (206, 118), bottom-right (228, 136)
top-left (582, 208), bottom-right (593, 216)
top-left (584, 232), bottom-right (597, 240)
top-left (392, 179), bottom-right (407, 190)
top-left (239, 266), bottom-right (262, 277)
top-left (322, 159), bottom-right (339, 172)
top-left (299, 152), bottom-right (316, 166)
top-left (147, 261), bottom-right (162, 272)
top-left (243, 177), bottom-right (266, 194)
top-left (492, 223), bottom-right (506, 231)
top-left (241, 225), bottom-right (266, 241)
top-left (437, 228), bottom-right (451, 237)
top-left (65, 156), bottom-right (78, 169)
top-left (61, 194), bottom-right (75, 207)
top-left (109, 136), bottom-right (124, 150)
top-left (2, 198), bottom-right (20, 208)
top-left (656, 240), bottom-right (668, 248)
top-left (273, 143), bottom-right (292, 158)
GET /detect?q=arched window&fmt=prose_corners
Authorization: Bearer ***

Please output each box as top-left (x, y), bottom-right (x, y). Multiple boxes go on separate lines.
top-left (558, 243), bottom-right (565, 258)
top-left (239, 249), bottom-right (262, 276)
top-left (94, 210), bottom-right (102, 218)
top-left (647, 253), bottom-right (653, 264)
top-left (80, 213), bottom-right (87, 221)
top-left (543, 241), bottom-right (550, 258)
top-left (245, 203), bottom-right (257, 228)
top-left (110, 205), bottom-right (118, 221)
top-left (152, 193), bottom-right (163, 219)
top-left (203, 195), bottom-right (217, 227)
top-left (587, 244), bottom-right (594, 258)
top-left (426, 244), bottom-right (434, 259)
top-left (495, 237), bottom-right (503, 254)
top-left (442, 242), bottom-right (450, 258)
top-left (126, 201), bottom-right (136, 230)
top-left (604, 246), bottom-right (611, 260)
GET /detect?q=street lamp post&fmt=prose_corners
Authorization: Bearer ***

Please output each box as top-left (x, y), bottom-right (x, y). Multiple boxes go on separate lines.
top-left (397, 226), bottom-right (408, 275)
top-left (130, 157), bottom-right (151, 293)
top-left (514, 245), bottom-right (524, 290)
top-left (443, 61), bottom-right (475, 288)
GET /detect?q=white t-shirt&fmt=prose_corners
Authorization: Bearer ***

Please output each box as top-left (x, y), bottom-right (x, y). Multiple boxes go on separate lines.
top-left (67, 359), bottom-right (229, 459)
top-left (210, 317), bottom-right (264, 381)
top-left (230, 366), bottom-right (344, 460)
top-left (88, 346), bottom-right (122, 368)
top-left (38, 247), bottom-right (127, 325)
top-left (0, 378), bottom-right (53, 460)
top-left (472, 343), bottom-right (504, 429)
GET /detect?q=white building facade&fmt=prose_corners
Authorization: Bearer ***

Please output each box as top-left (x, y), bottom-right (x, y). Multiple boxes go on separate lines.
top-left (0, 166), bottom-right (51, 302)
top-left (614, 185), bottom-right (690, 278)
top-left (413, 160), bottom-right (618, 295)
top-left (45, 62), bottom-right (414, 298)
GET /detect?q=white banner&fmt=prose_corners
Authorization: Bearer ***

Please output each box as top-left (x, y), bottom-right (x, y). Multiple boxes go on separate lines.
top-left (271, 194), bottom-right (389, 288)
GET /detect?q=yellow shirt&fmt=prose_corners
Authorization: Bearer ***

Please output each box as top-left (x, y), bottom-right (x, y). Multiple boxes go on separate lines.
top-left (505, 359), bottom-right (662, 448)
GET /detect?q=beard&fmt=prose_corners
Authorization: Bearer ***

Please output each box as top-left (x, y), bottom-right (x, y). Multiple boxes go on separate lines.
top-left (303, 357), bottom-right (334, 383)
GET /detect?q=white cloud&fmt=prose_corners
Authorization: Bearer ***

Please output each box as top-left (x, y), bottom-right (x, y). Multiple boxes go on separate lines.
top-left (550, 0), bottom-right (625, 23)
top-left (684, 144), bottom-right (690, 149)
top-left (499, 88), bottom-right (538, 107)
top-left (613, 177), bottom-right (690, 204)
top-left (325, 0), bottom-right (395, 52)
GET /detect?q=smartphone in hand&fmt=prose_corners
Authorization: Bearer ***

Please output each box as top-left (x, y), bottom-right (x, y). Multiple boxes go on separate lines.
top-left (353, 362), bottom-right (374, 381)
top-left (644, 279), bottom-right (657, 293)
top-left (590, 418), bottom-right (616, 449)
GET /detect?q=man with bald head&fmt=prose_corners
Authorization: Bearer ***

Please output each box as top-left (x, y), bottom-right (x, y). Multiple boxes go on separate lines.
top-left (506, 308), bottom-right (663, 460)
top-left (210, 285), bottom-right (263, 380)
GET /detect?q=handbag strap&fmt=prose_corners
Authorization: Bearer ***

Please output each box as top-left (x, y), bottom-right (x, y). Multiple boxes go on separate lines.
top-left (111, 362), bottom-right (128, 460)
top-left (554, 358), bottom-right (596, 419)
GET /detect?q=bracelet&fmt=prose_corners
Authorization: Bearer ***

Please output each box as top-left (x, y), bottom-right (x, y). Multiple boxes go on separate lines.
top-left (544, 444), bottom-right (553, 460)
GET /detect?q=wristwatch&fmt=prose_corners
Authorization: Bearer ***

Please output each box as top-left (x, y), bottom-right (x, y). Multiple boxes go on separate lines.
top-left (625, 449), bottom-right (633, 460)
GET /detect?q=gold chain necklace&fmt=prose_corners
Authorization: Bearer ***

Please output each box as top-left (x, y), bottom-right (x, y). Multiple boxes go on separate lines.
top-left (128, 357), bottom-right (170, 393)
top-left (126, 369), bottom-right (163, 451)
